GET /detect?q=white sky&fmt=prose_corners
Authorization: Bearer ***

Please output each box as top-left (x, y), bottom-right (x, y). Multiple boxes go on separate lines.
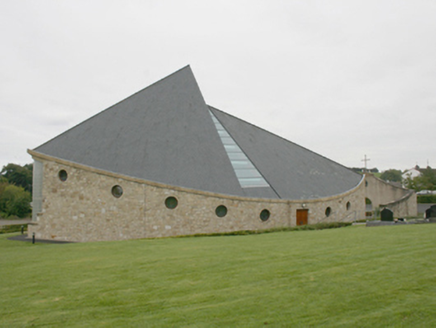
top-left (1, 0), bottom-right (435, 172)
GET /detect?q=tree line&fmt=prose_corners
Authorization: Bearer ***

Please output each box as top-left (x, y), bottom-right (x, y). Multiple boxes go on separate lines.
top-left (351, 166), bottom-right (436, 189)
top-left (0, 163), bottom-right (33, 219)
top-left (377, 167), bottom-right (436, 191)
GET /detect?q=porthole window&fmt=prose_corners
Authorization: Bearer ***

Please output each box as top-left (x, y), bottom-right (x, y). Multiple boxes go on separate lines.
top-left (260, 209), bottom-right (270, 221)
top-left (346, 202), bottom-right (351, 210)
top-left (58, 169), bottom-right (68, 182)
top-left (325, 207), bottom-right (331, 217)
top-left (165, 196), bottom-right (178, 209)
top-left (111, 185), bottom-right (123, 198)
top-left (215, 205), bottom-right (227, 217)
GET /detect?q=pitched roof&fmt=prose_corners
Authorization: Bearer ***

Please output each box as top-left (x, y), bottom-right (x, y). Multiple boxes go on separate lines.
top-left (33, 66), bottom-right (362, 199)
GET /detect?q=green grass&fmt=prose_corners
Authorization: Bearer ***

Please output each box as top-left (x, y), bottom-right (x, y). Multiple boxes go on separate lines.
top-left (1, 225), bottom-right (436, 327)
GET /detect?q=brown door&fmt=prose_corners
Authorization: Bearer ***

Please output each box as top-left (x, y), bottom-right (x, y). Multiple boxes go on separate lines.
top-left (296, 209), bottom-right (308, 226)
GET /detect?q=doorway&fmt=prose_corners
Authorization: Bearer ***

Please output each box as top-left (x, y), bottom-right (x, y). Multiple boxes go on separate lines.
top-left (296, 209), bottom-right (308, 226)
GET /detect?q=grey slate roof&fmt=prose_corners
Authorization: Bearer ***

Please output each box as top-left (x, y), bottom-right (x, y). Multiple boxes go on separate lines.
top-left (34, 66), bottom-right (362, 200)
top-left (210, 106), bottom-right (362, 199)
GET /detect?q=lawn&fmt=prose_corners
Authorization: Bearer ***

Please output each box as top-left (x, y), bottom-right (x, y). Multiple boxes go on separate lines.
top-left (1, 224), bottom-right (435, 327)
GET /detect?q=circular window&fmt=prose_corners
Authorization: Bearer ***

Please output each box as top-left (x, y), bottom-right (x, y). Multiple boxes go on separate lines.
top-left (165, 196), bottom-right (178, 209)
top-left (325, 207), bottom-right (331, 217)
top-left (260, 209), bottom-right (270, 221)
top-left (58, 170), bottom-right (68, 182)
top-left (215, 205), bottom-right (227, 217)
top-left (346, 202), bottom-right (351, 210)
top-left (111, 185), bottom-right (123, 198)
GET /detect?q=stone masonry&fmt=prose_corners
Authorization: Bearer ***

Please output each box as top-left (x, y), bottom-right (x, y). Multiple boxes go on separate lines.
top-left (29, 153), bottom-right (367, 242)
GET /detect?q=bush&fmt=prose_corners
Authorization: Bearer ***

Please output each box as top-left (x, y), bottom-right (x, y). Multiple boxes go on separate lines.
top-left (0, 224), bottom-right (28, 234)
top-left (177, 222), bottom-right (352, 238)
top-left (418, 194), bottom-right (436, 204)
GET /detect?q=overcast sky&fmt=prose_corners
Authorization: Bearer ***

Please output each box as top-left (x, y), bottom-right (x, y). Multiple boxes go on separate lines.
top-left (1, 0), bottom-right (435, 172)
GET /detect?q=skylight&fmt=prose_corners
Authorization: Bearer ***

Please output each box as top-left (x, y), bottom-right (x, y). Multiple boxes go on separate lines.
top-left (209, 110), bottom-right (270, 188)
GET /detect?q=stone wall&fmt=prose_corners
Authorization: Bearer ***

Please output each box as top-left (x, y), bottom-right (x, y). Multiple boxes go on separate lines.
top-left (29, 153), bottom-right (366, 242)
top-left (381, 192), bottom-right (417, 218)
top-left (364, 174), bottom-right (417, 217)
top-left (29, 160), bottom-right (147, 242)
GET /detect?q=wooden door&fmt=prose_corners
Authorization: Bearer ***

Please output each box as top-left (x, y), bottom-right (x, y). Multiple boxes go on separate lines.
top-left (296, 209), bottom-right (308, 226)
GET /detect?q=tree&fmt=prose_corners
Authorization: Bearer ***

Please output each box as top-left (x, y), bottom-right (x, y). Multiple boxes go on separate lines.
top-left (350, 167), bottom-right (379, 174)
top-left (403, 166), bottom-right (436, 191)
top-left (350, 167), bottom-right (364, 174)
top-left (380, 169), bottom-right (402, 183)
top-left (403, 175), bottom-right (417, 190)
top-left (414, 167), bottom-right (436, 191)
top-left (0, 184), bottom-right (32, 218)
top-left (0, 163), bottom-right (33, 192)
top-left (421, 167), bottom-right (436, 188)
top-left (0, 180), bottom-right (8, 201)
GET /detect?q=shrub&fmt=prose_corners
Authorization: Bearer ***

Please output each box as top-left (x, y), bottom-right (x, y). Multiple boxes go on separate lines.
top-left (417, 194), bottom-right (436, 204)
top-left (0, 224), bottom-right (28, 234)
top-left (177, 222), bottom-right (352, 238)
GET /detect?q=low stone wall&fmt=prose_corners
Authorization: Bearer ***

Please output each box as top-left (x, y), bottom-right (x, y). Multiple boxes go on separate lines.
top-left (365, 174), bottom-right (417, 217)
top-left (28, 154), bottom-right (366, 242)
top-left (381, 192), bottom-right (417, 218)
top-left (418, 203), bottom-right (436, 214)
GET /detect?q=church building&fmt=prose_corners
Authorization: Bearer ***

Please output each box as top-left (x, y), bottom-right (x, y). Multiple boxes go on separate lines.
top-left (28, 66), bottom-right (416, 242)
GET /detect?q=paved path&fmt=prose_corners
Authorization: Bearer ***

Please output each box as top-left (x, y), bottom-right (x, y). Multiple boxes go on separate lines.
top-left (418, 203), bottom-right (436, 214)
top-left (0, 218), bottom-right (31, 226)
top-left (2, 219), bottom-right (72, 244)
top-left (7, 234), bottom-right (72, 244)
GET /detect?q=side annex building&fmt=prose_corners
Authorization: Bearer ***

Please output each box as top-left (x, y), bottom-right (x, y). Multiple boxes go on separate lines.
top-left (28, 66), bottom-right (416, 242)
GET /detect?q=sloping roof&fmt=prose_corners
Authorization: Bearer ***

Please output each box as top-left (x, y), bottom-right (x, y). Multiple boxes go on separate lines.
top-left (33, 66), bottom-right (362, 200)
top-left (210, 107), bottom-right (362, 199)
